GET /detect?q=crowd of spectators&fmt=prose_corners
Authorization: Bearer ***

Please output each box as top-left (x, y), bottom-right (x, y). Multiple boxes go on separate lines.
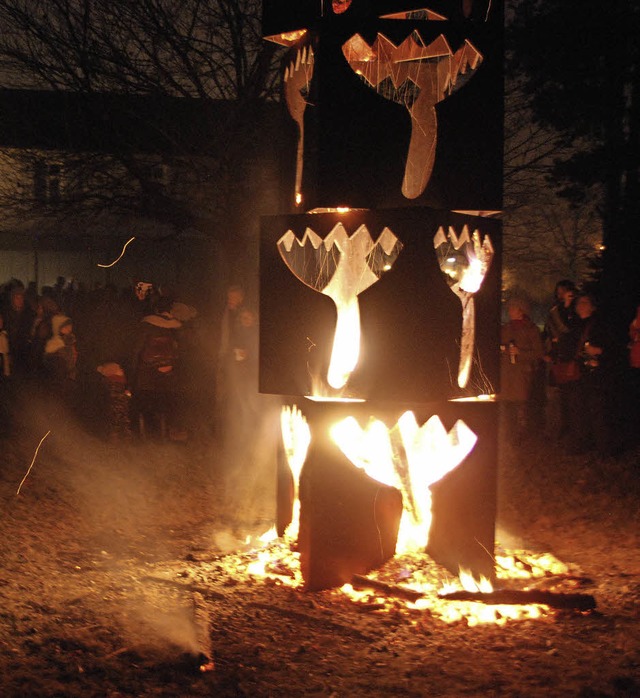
top-left (4, 273), bottom-right (638, 464)
top-left (0, 276), bottom-right (219, 441)
top-left (500, 280), bottom-right (640, 458)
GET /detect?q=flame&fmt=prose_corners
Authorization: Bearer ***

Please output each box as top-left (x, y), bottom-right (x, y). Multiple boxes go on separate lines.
top-left (459, 256), bottom-right (485, 294)
top-left (219, 529), bottom-right (567, 626)
top-left (458, 568), bottom-right (493, 593)
top-left (280, 406), bottom-right (311, 540)
top-left (337, 557), bottom-right (550, 626)
top-left (433, 225), bottom-right (494, 388)
top-left (233, 406), bottom-right (570, 627)
top-left (330, 411), bottom-right (477, 553)
top-left (330, 416), bottom-right (396, 487)
top-left (327, 295), bottom-right (362, 389)
top-left (396, 412), bottom-right (477, 550)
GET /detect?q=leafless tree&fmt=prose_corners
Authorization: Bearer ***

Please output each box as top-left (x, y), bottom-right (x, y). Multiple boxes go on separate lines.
top-left (503, 44), bottom-right (602, 302)
top-left (0, 0), bottom-right (278, 98)
top-left (0, 0), bottom-right (283, 250)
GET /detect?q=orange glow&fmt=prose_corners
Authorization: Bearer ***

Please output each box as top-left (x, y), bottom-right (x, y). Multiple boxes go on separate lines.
top-left (330, 411), bottom-right (477, 552)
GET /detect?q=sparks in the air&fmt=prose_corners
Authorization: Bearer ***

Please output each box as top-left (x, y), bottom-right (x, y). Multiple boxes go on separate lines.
top-left (97, 236), bottom-right (136, 268)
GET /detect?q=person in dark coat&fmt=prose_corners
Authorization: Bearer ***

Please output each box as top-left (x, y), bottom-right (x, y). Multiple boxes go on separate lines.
top-left (4, 285), bottom-right (35, 378)
top-left (543, 280), bottom-right (578, 439)
top-left (565, 293), bottom-right (613, 456)
top-left (130, 296), bottom-right (183, 439)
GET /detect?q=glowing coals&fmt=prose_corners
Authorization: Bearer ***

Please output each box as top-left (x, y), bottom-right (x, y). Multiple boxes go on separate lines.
top-left (433, 225), bottom-right (494, 388)
top-left (278, 224), bottom-right (403, 390)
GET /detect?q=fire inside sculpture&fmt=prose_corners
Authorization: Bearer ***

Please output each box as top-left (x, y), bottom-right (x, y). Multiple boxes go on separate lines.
top-left (434, 225), bottom-right (495, 388)
top-left (277, 224), bottom-right (403, 390)
top-left (261, 1), bottom-right (503, 590)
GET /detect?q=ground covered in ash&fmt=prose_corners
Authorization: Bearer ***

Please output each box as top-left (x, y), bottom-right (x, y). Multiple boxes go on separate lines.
top-left (0, 396), bottom-right (639, 698)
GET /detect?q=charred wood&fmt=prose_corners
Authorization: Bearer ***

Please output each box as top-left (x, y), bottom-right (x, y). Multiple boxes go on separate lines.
top-left (438, 589), bottom-right (596, 611)
top-left (351, 574), bottom-right (425, 602)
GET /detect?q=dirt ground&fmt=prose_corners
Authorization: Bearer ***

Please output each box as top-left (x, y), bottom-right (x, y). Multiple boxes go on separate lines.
top-left (0, 392), bottom-right (639, 698)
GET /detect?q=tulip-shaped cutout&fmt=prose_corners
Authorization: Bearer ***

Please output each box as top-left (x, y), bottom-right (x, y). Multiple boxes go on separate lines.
top-left (284, 39), bottom-right (314, 207)
top-left (330, 411), bottom-right (478, 552)
top-left (278, 223), bottom-right (403, 390)
top-left (280, 405), bottom-right (311, 541)
top-left (395, 411), bottom-right (477, 547)
top-left (342, 32), bottom-right (483, 199)
top-left (433, 225), bottom-right (494, 389)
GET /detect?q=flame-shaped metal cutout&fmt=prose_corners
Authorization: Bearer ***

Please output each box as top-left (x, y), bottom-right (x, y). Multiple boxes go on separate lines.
top-left (278, 224), bottom-right (403, 390)
top-left (284, 39), bottom-right (315, 207)
top-left (331, 411), bottom-right (478, 550)
top-left (342, 32), bottom-right (483, 199)
top-left (433, 225), bottom-right (494, 389)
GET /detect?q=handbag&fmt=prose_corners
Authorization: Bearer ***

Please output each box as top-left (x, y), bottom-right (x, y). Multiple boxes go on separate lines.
top-left (551, 359), bottom-right (581, 385)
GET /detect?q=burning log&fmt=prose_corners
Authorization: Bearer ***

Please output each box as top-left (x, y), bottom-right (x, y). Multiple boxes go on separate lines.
top-left (351, 574), bottom-right (424, 602)
top-left (438, 588), bottom-right (597, 612)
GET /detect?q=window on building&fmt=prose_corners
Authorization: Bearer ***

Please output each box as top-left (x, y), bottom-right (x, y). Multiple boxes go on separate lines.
top-left (33, 161), bottom-right (62, 203)
top-left (146, 162), bottom-right (170, 189)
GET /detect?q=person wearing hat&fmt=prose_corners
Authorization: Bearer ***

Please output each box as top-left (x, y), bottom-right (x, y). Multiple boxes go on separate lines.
top-left (43, 314), bottom-right (79, 405)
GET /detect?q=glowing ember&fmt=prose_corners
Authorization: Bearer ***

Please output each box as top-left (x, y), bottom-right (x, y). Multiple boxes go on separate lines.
top-left (496, 551), bottom-right (570, 580)
top-left (96, 236), bottom-right (136, 268)
top-left (219, 536), bottom-right (581, 627)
